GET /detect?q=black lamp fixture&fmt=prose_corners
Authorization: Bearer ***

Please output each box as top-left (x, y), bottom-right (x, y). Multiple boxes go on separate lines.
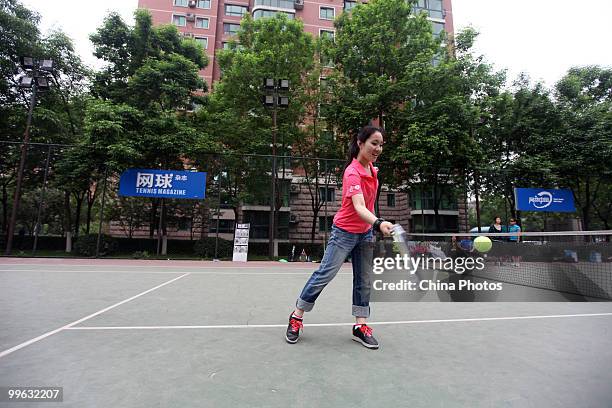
top-left (20, 56), bottom-right (35, 69)
top-left (18, 76), bottom-right (33, 88)
top-left (264, 78), bottom-right (275, 89)
top-left (262, 78), bottom-right (290, 108)
top-left (278, 96), bottom-right (289, 107)
top-left (16, 57), bottom-right (54, 91)
top-left (39, 59), bottom-right (54, 72)
top-left (263, 94), bottom-right (275, 107)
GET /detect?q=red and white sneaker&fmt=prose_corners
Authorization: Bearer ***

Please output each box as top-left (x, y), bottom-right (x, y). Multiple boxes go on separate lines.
top-left (352, 324), bottom-right (379, 349)
top-left (285, 313), bottom-right (303, 344)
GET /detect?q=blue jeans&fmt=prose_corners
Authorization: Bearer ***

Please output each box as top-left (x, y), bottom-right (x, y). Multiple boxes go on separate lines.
top-left (296, 225), bottom-right (374, 318)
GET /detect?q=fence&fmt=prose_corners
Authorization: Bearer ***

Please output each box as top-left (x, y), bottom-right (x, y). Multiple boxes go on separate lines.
top-left (1, 140), bottom-right (611, 259)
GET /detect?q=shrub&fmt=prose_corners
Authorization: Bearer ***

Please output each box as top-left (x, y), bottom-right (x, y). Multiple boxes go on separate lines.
top-left (132, 250), bottom-right (151, 259)
top-left (193, 237), bottom-right (233, 258)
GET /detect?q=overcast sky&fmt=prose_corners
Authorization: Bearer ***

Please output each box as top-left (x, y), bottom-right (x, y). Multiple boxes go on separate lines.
top-left (22, 0), bottom-right (612, 88)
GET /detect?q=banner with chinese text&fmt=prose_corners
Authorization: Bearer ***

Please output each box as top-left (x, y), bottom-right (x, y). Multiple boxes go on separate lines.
top-left (118, 169), bottom-right (206, 199)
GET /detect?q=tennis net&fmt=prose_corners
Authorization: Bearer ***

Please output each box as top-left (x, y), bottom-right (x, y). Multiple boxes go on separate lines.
top-left (375, 230), bottom-right (612, 300)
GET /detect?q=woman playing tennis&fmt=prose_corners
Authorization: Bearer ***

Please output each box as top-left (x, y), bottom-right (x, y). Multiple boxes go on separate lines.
top-left (285, 126), bottom-right (393, 349)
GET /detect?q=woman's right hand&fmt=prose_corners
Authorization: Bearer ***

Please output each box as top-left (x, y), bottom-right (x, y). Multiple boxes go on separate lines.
top-left (379, 221), bottom-right (393, 236)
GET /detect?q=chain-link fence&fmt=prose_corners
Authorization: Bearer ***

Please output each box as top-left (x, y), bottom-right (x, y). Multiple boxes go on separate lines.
top-left (1, 141), bottom-right (610, 259)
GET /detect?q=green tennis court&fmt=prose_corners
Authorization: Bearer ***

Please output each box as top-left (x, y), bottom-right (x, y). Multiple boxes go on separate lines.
top-left (1, 258), bottom-right (611, 407)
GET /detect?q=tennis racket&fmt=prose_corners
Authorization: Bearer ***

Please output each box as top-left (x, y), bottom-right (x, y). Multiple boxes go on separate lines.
top-left (390, 224), bottom-right (427, 290)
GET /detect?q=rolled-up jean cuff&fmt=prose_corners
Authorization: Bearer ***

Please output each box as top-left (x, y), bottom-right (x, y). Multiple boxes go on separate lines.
top-left (352, 305), bottom-right (370, 318)
top-left (296, 298), bottom-right (315, 312)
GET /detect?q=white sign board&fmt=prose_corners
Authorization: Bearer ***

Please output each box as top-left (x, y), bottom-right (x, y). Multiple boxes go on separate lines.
top-left (232, 223), bottom-right (250, 262)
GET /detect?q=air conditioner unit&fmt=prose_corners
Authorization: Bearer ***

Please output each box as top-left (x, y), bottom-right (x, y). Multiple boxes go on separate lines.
top-left (294, 0), bottom-right (304, 10)
top-left (290, 184), bottom-right (300, 193)
top-left (289, 214), bottom-right (300, 224)
top-left (186, 13), bottom-right (196, 22)
top-left (189, 0), bottom-right (196, 7)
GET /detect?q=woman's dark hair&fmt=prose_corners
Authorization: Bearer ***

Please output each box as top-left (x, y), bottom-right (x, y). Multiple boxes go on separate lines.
top-left (343, 125), bottom-right (385, 171)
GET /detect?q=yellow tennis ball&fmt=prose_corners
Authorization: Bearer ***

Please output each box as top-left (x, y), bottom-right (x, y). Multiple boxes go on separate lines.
top-left (474, 236), bottom-right (492, 253)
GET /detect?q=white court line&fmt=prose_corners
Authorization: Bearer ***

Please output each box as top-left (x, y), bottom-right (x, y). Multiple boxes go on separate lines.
top-left (0, 263), bottom-right (325, 270)
top-left (65, 312), bottom-right (612, 331)
top-left (0, 273), bottom-right (191, 359)
top-left (0, 269), bottom-right (340, 276)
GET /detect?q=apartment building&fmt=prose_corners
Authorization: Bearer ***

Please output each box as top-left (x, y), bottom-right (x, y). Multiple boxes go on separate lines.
top-left (137, 0), bottom-right (454, 90)
top-left (127, 0), bottom-right (462, 250)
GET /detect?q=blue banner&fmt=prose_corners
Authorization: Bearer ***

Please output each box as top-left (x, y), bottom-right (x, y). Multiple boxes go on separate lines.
top-left (514, 188), bottom-right (575, 212)
top-left (119, 169), bottom-right (206, 199)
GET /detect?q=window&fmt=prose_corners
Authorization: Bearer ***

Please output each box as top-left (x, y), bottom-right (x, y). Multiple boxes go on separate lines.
top-left (411, 186), bottom-right (457, 211)
top-left (320, 53), bottom-right (333, 67)
top-left (320, 77), bottom-right (329, 91)
top-left (320, 7), bottom-right (335, 20)
top-left (344, 1), bottom-right (357, 12)
top-left (223, 23), bottom-right (241, 35)
top-left (222, 41), bottom-right (244, 50)
top-left (387, 193), bottom-right (396, 207)
top-left (174, 0), bottom-right (188, 6)
top-left (209, 219), bottom-right (235, 233)
top-left (225, 4), bottom-right (248, 16)
top-left (177, 217), bottom-right (191, 231)
top-left (431, 21), bottom-right (445, 36)
top-left (195, 37), bottom-right (208, 49)
top-left (195, 17), bottom-right (209, 28)
top-left (319, 187), bottom-right (335, 203)
top-left (197, 0), bottom-right (211, 8)
top-left (254, 0), bottom-right (295, 9)
top-left (413, 0), bottom-right (443, 19)
top-left (320, 30), bottom-right (334, 41)
top-left (243, 211), bottom-right (288, 239)
top-left (411, 215), bottom-right (458, 233)
top-left (253, 10), bottom-right (294, 19)
top-left (173, 15), bottom-right (186, 26)
top-left (319, 216), bottom-right (334, 232)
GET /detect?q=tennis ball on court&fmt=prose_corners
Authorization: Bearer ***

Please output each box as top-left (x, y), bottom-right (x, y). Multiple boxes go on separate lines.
top-left (474, 236), bottom-right (492, 253)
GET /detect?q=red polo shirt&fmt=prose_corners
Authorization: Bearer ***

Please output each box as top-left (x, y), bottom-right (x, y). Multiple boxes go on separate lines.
top-left (333, 158), bottom-right (379, 233)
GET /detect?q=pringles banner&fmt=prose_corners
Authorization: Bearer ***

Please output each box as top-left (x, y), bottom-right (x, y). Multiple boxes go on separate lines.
top-left (514, 188), bottom-right (575, 212)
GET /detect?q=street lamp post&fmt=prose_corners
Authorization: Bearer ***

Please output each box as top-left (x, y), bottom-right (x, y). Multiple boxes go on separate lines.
top-left (263, 78), bottom-right (289, 259)
top-left (5, 57), bottom-right (53, 255)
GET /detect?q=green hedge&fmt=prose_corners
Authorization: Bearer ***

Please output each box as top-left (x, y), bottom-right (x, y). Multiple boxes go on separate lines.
top-left (193, 237), bottom-right (233, 258)
top-left (74, 234), bottom-right (118, 257)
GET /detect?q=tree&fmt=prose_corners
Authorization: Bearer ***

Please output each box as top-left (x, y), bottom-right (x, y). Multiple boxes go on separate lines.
top-left (328, 0), bottom-right (440, 135)
top-left (0, 1), bottom-right (90, 242)
top-left (292, 55), bottom-right (343, 242)
top-left (88, 9), bottom-right (213, 237)
top-left (553, 66), bottom-right (612, 230)
top-left (389, 27), bottom-right (504, 232)
top-left (207, 14), bottom-right (316, 235)
top-left (478, 75), bottom-right (561, 224)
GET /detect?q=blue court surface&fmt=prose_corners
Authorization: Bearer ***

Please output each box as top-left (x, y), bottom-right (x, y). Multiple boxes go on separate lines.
top-left (1, 258), bottom-right (611, 407)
